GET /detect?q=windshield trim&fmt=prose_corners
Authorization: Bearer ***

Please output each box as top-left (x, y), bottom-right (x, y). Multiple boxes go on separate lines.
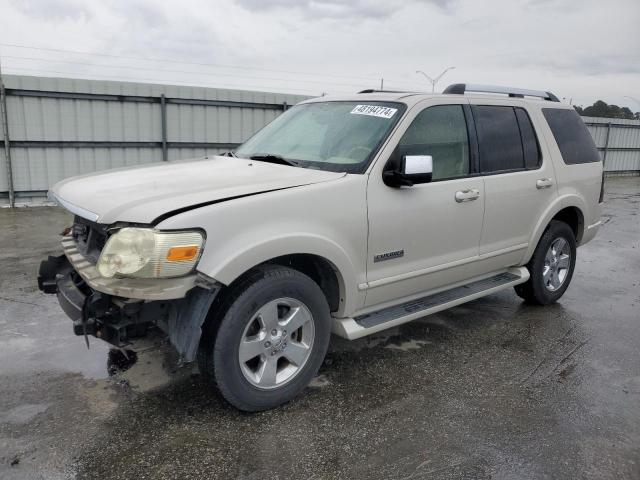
top-left (235, 100), bottom-right (408, 174)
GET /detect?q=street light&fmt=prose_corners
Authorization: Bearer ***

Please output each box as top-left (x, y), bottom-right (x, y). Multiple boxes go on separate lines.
top-left (623, 95), bottom-right (640, 108)
top-left (416, 66), bottom-right (456, 93)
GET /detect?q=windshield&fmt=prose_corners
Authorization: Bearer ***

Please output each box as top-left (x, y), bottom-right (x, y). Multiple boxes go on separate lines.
top-left (235, 101), bottom-right (406, 173)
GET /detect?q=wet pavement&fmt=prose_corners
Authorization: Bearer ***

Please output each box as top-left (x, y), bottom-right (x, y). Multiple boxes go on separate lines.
top-left (1, 177), bottom-right (639, 479)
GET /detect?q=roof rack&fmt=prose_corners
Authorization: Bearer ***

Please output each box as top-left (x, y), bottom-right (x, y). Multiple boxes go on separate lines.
top-left (357, 89), bottom-right (413, 94)
top-left (443, 83), bottom-right (560, 102)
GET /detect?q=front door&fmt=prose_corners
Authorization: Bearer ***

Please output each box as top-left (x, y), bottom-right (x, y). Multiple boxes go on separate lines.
top-left (365, 100), bottom-right (485, 308)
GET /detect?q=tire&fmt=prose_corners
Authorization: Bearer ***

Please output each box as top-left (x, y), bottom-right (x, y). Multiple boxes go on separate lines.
top-left (197, 265), bottom-right (331, 411)
top-left (514, 220), bottom-right (577, 305)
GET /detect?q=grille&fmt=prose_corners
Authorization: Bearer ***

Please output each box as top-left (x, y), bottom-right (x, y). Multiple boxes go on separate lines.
top-left (71, 216), bottom-right (108, 263)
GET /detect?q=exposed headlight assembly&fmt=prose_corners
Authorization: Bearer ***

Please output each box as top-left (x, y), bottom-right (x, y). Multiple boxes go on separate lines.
top-left (97, 227), bottom-right (203, 279)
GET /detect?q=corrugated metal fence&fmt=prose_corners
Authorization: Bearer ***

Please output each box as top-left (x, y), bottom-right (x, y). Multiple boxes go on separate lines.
top-left (0, 75), bottom-right (308, 206)
top-left (1, 75), bottom-right (639, 206)
top-left (582, 116), bottom-right (640, 175)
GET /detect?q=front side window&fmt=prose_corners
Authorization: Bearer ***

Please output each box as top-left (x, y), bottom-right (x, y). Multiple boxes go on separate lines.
top-left (235, 101), bottom-right (405, 173)
top-left (393, 105), bottom-right (470, 181)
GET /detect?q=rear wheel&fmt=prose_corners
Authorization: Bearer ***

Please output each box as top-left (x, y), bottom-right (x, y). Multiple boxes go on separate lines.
top-left (515, 220), bottom-right (577, 305)
top-left (198, 265), bottom-right (331, 411)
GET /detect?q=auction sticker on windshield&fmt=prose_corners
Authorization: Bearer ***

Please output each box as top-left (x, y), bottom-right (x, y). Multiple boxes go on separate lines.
top-left (350, 105), bottom-right (398, 119)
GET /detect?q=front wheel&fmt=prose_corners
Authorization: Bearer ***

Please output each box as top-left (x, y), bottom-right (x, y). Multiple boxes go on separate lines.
top-left (515, 220), bottom-right (577, 305)
top-left (198, 265), bottom-right (331, 411)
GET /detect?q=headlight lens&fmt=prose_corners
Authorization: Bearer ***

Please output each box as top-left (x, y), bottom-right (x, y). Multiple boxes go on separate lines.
top-left (97, 227), bottom-right (203, 278)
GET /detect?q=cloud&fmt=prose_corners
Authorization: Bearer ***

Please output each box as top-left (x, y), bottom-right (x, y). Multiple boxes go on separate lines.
top-left (9, 0), bottom-right (92, 21)
top-left (542, 55), bottom-right (640, 76)
top-left (0, 0), bottom-right (638, 108)
top-left (235, 0), bottom-right (454, 19)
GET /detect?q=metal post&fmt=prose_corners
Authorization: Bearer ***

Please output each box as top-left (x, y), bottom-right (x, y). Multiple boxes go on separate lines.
top-left (602, 122), bottom-right (612, 167)
top-left (283, 101), bottom-right (287, 111)
top-left (0, 55), bottom-right (15, 207)
top-left (160, 94), bottom-right (168, 162)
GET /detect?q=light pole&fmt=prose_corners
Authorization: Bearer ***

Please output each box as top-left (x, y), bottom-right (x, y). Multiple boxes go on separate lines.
top-left (623, 96), bottom-right (640, 119)
top-left (624, 95), bottom-right (640, 108)
top-left (416, 66), bottom-right (456, 93)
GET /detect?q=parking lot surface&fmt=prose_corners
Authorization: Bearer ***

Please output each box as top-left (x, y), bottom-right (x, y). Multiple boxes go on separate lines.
top-left (1, 177), bottom-right (639, 480)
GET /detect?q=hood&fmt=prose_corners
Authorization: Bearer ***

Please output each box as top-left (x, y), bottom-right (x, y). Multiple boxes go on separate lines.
top-left (51, 156), bottom-right (345, 224)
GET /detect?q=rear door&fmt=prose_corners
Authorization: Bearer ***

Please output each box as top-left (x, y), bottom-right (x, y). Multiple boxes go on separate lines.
top-left (472, 101), bottom-right (558, 264)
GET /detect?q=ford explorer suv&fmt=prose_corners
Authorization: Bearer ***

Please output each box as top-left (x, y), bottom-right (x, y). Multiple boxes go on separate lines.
top-left (38, 83), bottom-right (604, 411)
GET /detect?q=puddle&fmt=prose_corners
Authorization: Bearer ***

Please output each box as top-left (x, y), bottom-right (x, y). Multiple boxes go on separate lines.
top-left (80, 380), bottom-right (119, 418)
top-left (0, 403), bottom-right (50, 424)
top-left (107, 349), bottom-right (138, 375)
top-left (106, 340), bottom-right (195, 393)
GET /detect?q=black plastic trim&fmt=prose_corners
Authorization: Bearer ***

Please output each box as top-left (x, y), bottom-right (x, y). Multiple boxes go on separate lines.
top-left (355, 272), bottom-right (520, 328)
top-left (463, 104), bottom-right (480, 174)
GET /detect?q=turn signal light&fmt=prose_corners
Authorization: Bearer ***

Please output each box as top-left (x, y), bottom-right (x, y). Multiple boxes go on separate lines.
top-left (166, 245), bottom-right (200, 262)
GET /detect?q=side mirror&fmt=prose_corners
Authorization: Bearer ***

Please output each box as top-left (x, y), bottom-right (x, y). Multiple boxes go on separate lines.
top-left (383, 155), bottom-right (433, 187)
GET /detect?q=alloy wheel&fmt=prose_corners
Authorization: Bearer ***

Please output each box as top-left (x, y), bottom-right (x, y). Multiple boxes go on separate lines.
top-left (238, 297), bottom-right (315, 389)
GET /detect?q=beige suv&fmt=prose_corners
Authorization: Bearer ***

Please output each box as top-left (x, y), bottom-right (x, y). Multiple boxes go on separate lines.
top-left (39, 83), bottom-right (604, 411)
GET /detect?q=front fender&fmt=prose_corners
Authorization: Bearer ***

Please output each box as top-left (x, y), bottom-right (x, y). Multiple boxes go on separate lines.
top-left (156, 175), bottom-right (369, 317)
top-left (200, 233), bottom-right (360, 317)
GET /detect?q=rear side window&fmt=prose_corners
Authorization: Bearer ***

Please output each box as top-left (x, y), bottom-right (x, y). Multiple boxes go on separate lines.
top-left (515, 108), bottom-right (541, 169)
top-left (473, 106), bottom-right (524, 173)
top-left (542, 108), bottom-right (601, 164)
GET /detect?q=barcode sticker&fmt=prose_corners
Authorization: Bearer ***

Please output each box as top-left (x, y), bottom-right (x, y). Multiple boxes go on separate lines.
top-left (350, 105), bottom-right (398, 119)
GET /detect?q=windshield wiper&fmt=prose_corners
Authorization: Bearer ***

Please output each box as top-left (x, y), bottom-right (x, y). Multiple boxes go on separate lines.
top-left (248, 154), bottom-right (299, 167)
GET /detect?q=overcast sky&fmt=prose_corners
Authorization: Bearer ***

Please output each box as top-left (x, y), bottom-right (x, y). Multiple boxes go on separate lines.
top-left (1, 0), bottom-right (639, 109)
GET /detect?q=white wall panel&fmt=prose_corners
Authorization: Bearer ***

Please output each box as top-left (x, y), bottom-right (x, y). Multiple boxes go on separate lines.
top-left (0, 75), bottom-right (307, 203)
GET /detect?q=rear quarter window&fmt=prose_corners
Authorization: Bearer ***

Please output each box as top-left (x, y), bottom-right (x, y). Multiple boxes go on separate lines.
top-left (542, 108), bottom-right (601, 164)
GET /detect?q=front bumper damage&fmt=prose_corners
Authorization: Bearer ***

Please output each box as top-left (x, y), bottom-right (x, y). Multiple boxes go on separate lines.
top-left (38, 249), bottom-right (220, 363)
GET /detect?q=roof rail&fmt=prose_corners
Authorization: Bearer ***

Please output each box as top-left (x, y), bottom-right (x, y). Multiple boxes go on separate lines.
top-left (357, 89), bottom-right (413, 94)
top-left (443, 83), bottom-right (560, 102)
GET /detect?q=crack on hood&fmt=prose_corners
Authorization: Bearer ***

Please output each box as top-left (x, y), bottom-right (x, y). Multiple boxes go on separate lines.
top-left (150, 184), bottom-right (307, 225)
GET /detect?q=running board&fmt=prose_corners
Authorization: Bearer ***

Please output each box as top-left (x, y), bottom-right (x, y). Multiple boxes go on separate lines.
top-left (332, 267), bottom-right (529, 340)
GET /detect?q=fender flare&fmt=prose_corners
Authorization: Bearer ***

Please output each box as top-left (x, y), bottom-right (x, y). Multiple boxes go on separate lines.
top-left (200, 233), bottom-right (362, 316)
top-left (522, 194), bottom-right (586, 264)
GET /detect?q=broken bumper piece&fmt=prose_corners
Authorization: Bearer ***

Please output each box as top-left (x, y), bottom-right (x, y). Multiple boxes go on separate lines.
top-left (37, 254), bottom-right (219, 362)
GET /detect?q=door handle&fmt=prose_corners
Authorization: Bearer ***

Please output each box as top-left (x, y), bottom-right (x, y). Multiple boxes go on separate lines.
top-left (536, 178), bottom-right (553, 189)
top-left (455, 188), bottom-right (480, 203)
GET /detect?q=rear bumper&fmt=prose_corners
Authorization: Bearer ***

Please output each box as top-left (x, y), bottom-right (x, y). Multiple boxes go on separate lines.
top-left (38, 254), bottom-right (220, 362)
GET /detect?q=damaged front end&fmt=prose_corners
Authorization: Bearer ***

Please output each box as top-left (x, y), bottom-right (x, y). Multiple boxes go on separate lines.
top-left (38, 219), bottom-right (220, 362)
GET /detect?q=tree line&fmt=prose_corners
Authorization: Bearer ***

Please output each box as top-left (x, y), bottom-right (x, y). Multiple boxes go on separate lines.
top-left (574, 100), bottom-right (639, 120)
